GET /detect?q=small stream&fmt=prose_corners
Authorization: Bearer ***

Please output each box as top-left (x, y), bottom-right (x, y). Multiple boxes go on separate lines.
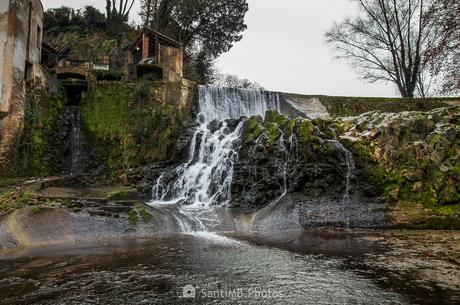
top-left (67, 106), bottom-right (86, 176)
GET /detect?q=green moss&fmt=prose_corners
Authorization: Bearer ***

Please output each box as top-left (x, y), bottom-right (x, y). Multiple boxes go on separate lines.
top-left (427, 133), bottom-right (443, 146)
top-left (0, 190), bottom-right (18, 216)
top-left (0, 178), bottom-right (21, 188)
top-left (2, 91), bottom-right (67, 177)
top-left (439, 185), bottom-right (460, 205)
top-left (265, 110), bottom-right (291, 131)
top-left (297, 120), bottom-right (314, 143)
top-left (244, 116), bottom-right (264, 143)
top-left (82, 81), bottom-right (185, 176)
top-left (349, 141), bottom-right (373, 161)
top-left (128, 210), bottom-right (138, 226)
top-left (264, 123), bottom-right (282, 147)
top-left (434, 204), bottom-right (460, 216)
top-left (139, 208), bottom-right (153, 223)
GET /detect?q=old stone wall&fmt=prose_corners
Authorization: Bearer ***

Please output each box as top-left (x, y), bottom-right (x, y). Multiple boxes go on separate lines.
top-left (0, 0), bottom-right (44, 170)
top-left (283, 93), bottom-right (460, 118)
top-left (0, 0), bottom-right (44, 112)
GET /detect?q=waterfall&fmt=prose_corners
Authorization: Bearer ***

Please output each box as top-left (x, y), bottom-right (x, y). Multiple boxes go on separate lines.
top-left (152, 121), bottom-right (244, 208)
top-left (151, 86), bottom-right (283, 210)
top-left (278, 132), bottom-right (289, 199)
top-left (275, 132), bottom-right (300, 203)
top-left (329, 140), bottom-right (356, 228)
top-left (68, 106), bottom-right (86, 176)
top-left (198, 85), bottom-right (282, 122)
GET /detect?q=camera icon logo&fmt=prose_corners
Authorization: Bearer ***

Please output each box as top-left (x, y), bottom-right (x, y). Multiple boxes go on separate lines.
top-left (180, 285), bottom-right (196, 298)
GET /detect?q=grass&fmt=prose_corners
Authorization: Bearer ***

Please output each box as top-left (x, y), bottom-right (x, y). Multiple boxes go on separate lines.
top-left (0, 187), bottom-right (39, 216)
top-left (0, 189), bottom-right (19, 216)
top-left (17, 190), bottom-right (38, 205)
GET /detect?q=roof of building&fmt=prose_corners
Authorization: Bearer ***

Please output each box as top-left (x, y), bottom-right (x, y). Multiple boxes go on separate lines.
top-left (41, 42), bottom-right (58, 55)
top-left (129, 27), bottom-right (182, 51)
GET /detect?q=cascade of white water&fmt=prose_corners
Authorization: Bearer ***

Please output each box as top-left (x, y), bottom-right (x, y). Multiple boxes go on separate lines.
top-left (277, 130), bottom-right (289, 200)
top-left (198, 85), bottom-right (281, 122)
top-left (152, 121), bottom-right (244, 208)
top-left (68, 106), bottom-right (86, 176)
top-left (268, 132), bottom-right (298, 205)
top-left (329, 140), bottom-right (356, 227)
top-left (150, 86), bottom-right (283, 211)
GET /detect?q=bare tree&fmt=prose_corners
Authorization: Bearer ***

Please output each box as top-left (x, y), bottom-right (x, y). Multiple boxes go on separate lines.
top-left (213, 73), bottom-right (264, 90)
top-left (106, 0), bottom-right (135, 21)
top-left (425, 0), bottom-right (460, 95)
top-left (326, 0), bottom-right (433, 98)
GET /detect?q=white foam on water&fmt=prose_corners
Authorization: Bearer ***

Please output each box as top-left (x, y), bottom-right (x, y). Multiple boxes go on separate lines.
top-left (188, 231), bottom-right (242, 245)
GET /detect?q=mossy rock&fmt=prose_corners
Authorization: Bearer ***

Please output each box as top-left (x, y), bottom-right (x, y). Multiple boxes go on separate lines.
top-left (139, 208), bottom-right (153, 223)
top-left (128, 210), bottom-right (138, 226)
top-left (107, 188), bottom-right (137, 201)
top-left (244, 116), bottom-right (264, 143)
top-left (263, 122), bottom-right (282, 147)
top-left (265, 110), bottom-right (291, 132)
top-left (82, 81), bottom-right (186, 176)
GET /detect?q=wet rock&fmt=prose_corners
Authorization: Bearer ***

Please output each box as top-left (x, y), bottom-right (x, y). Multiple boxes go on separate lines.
top-left (230, 107), bottom-right (460, 229)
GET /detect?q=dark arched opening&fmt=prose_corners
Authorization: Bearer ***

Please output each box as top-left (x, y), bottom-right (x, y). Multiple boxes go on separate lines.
top-left (137, 64), bottom-right (163, 81)
top-left (61, 79), bottom-right (88, 106)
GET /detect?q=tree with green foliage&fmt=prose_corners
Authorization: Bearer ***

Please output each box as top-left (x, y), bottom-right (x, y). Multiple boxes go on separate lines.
top-left (44, 6), bottom-right (107, 36)
top-left (106, 0), bottom-right (136, 22)
top-left (82, 6), bottom-right (106, 28)
top-left (140, 0), bottom-right (249, 83)
top-left (326, 0), bottom-right (434, 98)
top-left (43, 6), bottom-right (135, 70)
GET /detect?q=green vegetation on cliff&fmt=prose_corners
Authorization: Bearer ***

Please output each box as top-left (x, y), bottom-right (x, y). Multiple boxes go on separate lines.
top-left (82, 81), bottom-right (187, 178)
top-left (2, 90), bottom-right (67, 178)
top-left (1, 79), bottom-right (191, 181)
top-left (243, 107), bottom-right (460, 229)
top-left (340, 108), bottom-right (460, 228)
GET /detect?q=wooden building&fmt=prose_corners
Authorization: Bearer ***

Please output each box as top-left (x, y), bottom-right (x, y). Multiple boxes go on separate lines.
top-left (128, 27), bottom-right (183, 80)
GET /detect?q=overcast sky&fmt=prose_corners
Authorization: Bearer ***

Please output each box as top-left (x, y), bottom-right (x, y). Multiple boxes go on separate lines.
top-left (42, 0), bottom-right (396, 97)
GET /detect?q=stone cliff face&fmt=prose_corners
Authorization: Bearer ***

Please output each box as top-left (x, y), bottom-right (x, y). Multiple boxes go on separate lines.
top-left (341, 108), bottom-right (460, 228)
top-left (0, 79), bottom-right (196, 181)
top-left (231, 108), bottom-right (460, 229)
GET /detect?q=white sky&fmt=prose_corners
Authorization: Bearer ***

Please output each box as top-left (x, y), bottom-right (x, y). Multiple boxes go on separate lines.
top-left (42, 0), bottom-right (397, 97)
